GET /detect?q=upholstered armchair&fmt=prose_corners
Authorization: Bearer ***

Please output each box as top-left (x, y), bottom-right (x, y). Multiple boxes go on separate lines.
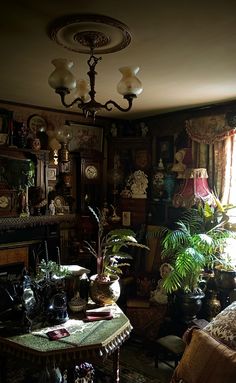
top-left (170, 301), bottom-right (236, 383)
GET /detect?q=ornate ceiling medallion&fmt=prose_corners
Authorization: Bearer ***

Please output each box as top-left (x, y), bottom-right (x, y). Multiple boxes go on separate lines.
top-left (47, 14), bottom-right (132, 54)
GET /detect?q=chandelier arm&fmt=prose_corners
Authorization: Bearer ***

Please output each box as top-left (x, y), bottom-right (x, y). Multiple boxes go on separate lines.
top-left (57, 90), bottom-right (85, 109)
top-left (103, 96), bottom-right (135, 112)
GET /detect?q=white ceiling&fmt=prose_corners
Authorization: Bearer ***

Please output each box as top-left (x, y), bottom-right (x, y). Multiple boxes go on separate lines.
top-left (1, 1), bottom-right (236, 120)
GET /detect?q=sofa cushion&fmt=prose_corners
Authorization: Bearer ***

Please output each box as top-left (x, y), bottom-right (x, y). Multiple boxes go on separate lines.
top-left (171, 328), bottom-right (236, 383)
top-left (204, 301), bottom-right (236, 350)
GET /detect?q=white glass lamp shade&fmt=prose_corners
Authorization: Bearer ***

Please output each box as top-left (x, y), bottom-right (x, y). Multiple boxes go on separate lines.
top-left (56, 130), bottom-right (64, 143)
top-left (77, 79), bottom-right (89, 98)
top-left (56, 129), bottom-right (73, 144)
top-left (64, 131), bottom-right (73, 143)
top-left (73, 79), bottom-right (90, 101)
top-left (48, 58), bottom-right (76, 91)
top-left (117, 66), bottom-right (143, 96)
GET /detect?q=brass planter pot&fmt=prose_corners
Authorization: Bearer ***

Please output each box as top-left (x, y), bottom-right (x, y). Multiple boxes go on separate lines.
top-left (89, 275), bottom-right (121, 306)
top-left (214, 268), bottom-right (236, 290)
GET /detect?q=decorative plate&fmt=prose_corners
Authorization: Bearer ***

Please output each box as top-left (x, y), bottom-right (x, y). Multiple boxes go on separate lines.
top-left (27, 114), bottom-right (47, 136)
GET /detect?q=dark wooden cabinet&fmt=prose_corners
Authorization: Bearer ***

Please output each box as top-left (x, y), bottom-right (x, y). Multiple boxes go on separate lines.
top-left (0, 146), bottom-right (49, 216)
top-left (106, 136), bottom-right (152, 205)
top-left (148, 201), bottom-right (186, 228)
top-left (119, 198), bottom-right (148, 227)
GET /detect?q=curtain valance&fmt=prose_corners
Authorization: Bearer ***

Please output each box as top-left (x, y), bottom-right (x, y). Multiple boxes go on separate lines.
top-left (185, 114), bottom-right (236, 144)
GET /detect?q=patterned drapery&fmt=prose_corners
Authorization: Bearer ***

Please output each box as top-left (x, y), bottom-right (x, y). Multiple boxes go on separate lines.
top-left (185, 114), bottom-right (236, 144)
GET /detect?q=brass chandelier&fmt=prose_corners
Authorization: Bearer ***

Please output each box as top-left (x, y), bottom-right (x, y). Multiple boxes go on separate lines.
top-left (48, 14), bottom-right (143, 120)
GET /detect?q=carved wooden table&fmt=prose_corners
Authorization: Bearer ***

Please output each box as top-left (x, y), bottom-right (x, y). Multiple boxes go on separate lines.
top-left (0, 304), bottom-right (132, 382)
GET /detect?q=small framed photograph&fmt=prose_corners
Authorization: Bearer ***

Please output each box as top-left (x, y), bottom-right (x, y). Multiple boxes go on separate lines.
top-left (60, 161), bottom-right (71, 173)
top-left (47, 167), bottom-right (57, 181)
top-left (122, 211), bottom-right (131, 227)
top-left (157, 136), bottom-right (174, 164)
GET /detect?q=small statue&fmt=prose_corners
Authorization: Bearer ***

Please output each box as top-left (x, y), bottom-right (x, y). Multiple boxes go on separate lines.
top-left (49, 200), bottom-right (56, 216)
top-left (150, 263), bottom-right (173, 305)
top-left (101, 202), bottom-right (109, 226)
top-left (157, 158), bottom-right (165, 170)
top-left (171, 149), bottom-right (187, 178)
top-left (110, 204), bottom-right (121, 223)
top-left (110, 123), bottom-right (117, 137)
top-left (140, 122), bottom-right (149, 137)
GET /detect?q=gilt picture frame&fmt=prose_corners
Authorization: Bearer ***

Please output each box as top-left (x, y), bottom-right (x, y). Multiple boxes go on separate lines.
top-left (157, 136), bottom-right (174, 164)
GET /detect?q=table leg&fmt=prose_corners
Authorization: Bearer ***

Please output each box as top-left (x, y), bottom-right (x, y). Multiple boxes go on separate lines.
top-left (38, 366), bottom-right (51, 383)
top-left (38, 365), bottom-right (62, 383)
top-left (0, 351), bottom-right (7, 382)
top-left (112, 347), bottom-right (120, 383)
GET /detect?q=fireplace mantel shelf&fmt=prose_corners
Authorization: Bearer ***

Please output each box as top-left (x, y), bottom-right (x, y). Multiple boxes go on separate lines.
top-left (0, 214), bottom-right (77, 231)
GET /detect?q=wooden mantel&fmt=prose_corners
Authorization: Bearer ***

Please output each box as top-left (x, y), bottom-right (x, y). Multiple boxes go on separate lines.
top-left (0, 213), bottom-right (77, 231)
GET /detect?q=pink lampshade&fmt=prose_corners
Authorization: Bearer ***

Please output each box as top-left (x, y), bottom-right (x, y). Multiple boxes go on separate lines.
top-left (173, 168), bottom-right (215, 208)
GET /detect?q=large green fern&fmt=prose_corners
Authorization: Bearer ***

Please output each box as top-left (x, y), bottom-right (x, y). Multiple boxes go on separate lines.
top-left (161, 207), bottom-right (235, 293)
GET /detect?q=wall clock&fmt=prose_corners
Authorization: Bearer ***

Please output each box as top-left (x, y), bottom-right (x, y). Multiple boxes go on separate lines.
top-left (84, 165), bottom-right (98, 180)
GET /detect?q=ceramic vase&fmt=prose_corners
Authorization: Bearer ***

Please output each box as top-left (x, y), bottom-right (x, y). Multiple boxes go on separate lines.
top-left (203, 291), bottom-right (221, 321)
top-left (164, 174), bottom-right (175, 201)
top-left (89, 275), bottom-right (120, 306)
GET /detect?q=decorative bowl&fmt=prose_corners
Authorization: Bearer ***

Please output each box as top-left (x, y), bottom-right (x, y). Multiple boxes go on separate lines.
top-left (68, 293), bottom-right (86, 313)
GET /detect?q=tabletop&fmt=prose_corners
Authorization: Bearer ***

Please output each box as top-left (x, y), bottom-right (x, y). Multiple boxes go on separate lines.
top-left (0, 304), bottom-right (132, 365)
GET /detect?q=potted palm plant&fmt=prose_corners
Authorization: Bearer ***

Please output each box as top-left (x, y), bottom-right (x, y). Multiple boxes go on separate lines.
top-left (158, 204), bottom-right (235, 322)
top-left (83, 206), bottom-right (149, 305)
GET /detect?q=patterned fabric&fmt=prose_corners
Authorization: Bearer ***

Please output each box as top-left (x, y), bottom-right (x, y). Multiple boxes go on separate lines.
top-left (204, 301), bottom-right (236, 350)
top-left (185, 114), bottom-right (235, 144)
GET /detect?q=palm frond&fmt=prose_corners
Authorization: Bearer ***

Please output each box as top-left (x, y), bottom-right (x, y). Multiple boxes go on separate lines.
top-left (162, 271), bottom-right (182, 293)
top-left (83, 240), bottom-right (97, 257)
top-left (87, 205), bottom-right (100, 224)
top-left (107, 228), bottom-right (136, 237)
top-left (109, 251), bottom-right (133, 260)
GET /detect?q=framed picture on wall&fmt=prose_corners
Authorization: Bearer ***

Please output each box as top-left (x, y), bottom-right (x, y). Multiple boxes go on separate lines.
top-left (0, 108), bottom-right (13, 133)
top-left (47, 167), bottom-right (57, 181)
top-left (65, 121), bottom-right (103, 152)
top-left (157, 136), bottom-right (174, 164)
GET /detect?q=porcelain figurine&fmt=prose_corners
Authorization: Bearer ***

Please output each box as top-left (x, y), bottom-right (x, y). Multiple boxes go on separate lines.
top-left (128, 170), bottom-right (148, 198)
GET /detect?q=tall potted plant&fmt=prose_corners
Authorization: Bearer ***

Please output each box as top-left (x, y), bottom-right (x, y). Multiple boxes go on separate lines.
top-left (83, 206), bottom-right (149, 305)
top-left (158, 204), bottom-right (234, 322)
